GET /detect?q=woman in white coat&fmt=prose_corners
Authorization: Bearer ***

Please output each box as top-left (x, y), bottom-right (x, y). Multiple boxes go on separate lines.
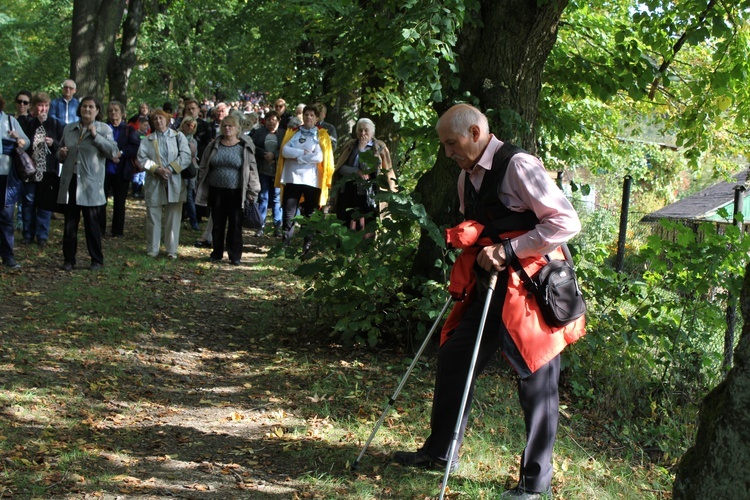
top-left (137, 109), bottom-right (191, 259)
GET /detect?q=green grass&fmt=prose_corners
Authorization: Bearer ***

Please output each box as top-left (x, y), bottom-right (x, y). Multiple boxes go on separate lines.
top-left (0, 199), bottom-right (678, 498)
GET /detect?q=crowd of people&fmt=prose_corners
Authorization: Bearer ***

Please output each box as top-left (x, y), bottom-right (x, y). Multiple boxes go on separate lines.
top-left (2, 80), bottom-right (585, 498)
top-left (0, 80), bottom-right (398, 270)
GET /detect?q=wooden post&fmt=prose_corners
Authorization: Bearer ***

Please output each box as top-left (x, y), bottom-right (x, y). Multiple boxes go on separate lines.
top-left (615, 175), bottom-right (632, 272)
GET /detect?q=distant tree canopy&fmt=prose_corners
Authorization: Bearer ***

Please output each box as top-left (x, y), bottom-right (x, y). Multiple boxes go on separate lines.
top-left (1, 0), bottom-right (748, 176)
top-left (3, 0), bottom-right (749, 277)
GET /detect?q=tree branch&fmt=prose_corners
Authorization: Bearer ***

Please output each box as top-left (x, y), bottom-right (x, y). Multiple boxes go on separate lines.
top-left (647, 0), bottom-right (720, 100)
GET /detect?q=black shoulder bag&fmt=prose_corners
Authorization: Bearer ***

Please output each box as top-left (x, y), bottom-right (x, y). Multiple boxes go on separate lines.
top-left (176, 133), bottom-right (197, 179)
top-left (507, 241), bottom-right (586, 328)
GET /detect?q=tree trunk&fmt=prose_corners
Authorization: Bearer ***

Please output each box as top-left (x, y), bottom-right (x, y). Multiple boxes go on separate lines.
top-left (410, 0), bottom-right (568, 281)
top-left (107, 0), bottom-right (146, 104)
top-left (70, 0), bottom-right (127, 98)
top-left (672, 263), bottom-right (750, 499)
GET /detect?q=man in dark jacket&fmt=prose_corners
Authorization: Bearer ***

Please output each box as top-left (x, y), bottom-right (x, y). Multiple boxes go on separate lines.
top-left (181, 99), bottom-right (211, 159)
top-left (101, 101), bottom-right (141, 237)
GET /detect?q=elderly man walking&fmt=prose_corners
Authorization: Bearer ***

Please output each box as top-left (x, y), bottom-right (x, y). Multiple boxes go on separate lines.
top-left (393, 104), bottom-right (585, 499)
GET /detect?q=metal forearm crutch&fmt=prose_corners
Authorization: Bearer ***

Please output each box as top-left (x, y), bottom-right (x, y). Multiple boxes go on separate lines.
top-left (438, 270), bottom-right (499, 500)
top-left (350, 295), bottom-right (453, 471)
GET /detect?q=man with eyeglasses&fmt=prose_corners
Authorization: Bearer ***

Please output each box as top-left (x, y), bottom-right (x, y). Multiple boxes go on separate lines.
top-left (49, 80), bottom-right (79, 125)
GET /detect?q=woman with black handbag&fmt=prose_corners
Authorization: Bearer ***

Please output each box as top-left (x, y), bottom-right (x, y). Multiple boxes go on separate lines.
top-left (0, 93), bottom-right (30, 269)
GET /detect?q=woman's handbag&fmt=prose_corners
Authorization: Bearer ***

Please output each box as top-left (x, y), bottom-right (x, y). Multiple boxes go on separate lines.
top-left (510, 253), bottom-right (586, 328)
top-left (4, 117), bottom-right (37, 181)
top-left (181, 161), bottom-right (197, 180)
top-left (242, 200), bottom-right (263, 229)
top-left (175, 133), bottom-right (197, 179)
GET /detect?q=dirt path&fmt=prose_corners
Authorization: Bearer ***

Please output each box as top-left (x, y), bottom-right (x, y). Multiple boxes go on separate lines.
top-left (0, 199), bottom-right (401, 499)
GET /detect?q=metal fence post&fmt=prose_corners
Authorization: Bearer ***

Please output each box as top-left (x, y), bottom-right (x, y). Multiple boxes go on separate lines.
top-left (615, 175), bottom-right (632, 272)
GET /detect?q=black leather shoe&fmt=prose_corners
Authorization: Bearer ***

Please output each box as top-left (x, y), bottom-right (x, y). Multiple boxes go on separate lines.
top-left (3, 258), bottom-right (21, 269)
top-left (89, 263), bottom-right (103, 271)
top-left (392, 450), bottom-right (458, 472)
top-left (500, 486), bottom-right (553, 499)
top-left (194, 239), bottom-right (212, 249)
top-left (230, 259), bottom-right (240, 265)
top-left (60, 262), bottom-right (74, 271)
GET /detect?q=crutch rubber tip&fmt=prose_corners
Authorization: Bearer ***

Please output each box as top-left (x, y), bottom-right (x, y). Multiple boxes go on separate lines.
top-left (349, 461), bottom-right (360, 471)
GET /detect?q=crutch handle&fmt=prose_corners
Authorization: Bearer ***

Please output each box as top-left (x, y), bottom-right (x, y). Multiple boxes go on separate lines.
top-left (488, 269), bottom-right (499, 290)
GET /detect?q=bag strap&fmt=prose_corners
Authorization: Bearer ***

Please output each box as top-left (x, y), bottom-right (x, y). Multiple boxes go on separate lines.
top-left (152, 137), bottom-right (162, 168)
top-left (505, 238), bottom-right (576, 293)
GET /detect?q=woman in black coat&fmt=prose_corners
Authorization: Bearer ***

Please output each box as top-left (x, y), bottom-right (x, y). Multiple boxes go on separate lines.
top-left (101, 101), bottom-right (141, 237)
top-left (19, 92), bottom-right (65, 247)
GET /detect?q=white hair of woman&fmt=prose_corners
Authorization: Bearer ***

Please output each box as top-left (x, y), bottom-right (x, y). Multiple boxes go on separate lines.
top-left (356, 118), bottom-right (375, 135)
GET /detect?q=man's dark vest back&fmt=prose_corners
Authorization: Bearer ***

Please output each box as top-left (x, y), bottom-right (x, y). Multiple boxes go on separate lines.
top-left (463, 143), bottom-right (540, 242)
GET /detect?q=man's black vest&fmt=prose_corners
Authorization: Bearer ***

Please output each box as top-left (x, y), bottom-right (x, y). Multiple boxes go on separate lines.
top-left (463, 143), bottom-right (540, 243)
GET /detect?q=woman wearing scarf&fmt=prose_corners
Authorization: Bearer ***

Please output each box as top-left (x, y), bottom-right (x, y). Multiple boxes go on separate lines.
top-left (19, 92), bottom-right (65, 248)
top-left (274, 105), bottom-right (334, 254)
top-left (137, 109), bottom-right (191, 259)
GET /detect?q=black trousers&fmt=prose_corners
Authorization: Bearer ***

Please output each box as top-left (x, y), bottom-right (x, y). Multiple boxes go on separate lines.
top-left (63, 178), bottom-right (104, 266)
top-left (101, 173), bottom-right (130, 236)
top-left (209, 186), bottom-right (243, 261)
top-left (281, 183), bottom-right (321, 241)
top-left (422, 276), bottom-right (559, 493)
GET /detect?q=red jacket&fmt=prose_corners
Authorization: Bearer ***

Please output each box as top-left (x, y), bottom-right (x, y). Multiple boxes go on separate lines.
top-left (441, 220), bottom-right (586, 374)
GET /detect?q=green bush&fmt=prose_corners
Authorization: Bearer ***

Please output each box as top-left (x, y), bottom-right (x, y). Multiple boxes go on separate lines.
top-left (276, 190), bottom-right (451, 347)
top-left (567, 218), bottom-right (748, 461)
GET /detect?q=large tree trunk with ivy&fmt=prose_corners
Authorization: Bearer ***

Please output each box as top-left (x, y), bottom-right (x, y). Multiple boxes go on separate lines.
top-left (672, 263), bottom-right (750, 499)
top-left (410, 0), bottom-right (569, 280)
top-left (69, 0), bottom-right (127, 98)
top-left (107, 0), bottom-right (146, 104)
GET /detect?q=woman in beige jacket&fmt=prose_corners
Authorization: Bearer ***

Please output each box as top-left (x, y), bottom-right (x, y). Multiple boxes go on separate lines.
top-left (137, 109), bottom-right (191, 259)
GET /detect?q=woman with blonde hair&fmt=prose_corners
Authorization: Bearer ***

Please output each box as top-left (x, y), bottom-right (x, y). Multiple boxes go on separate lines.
top-left (195, 114), bottom-right (260, 265)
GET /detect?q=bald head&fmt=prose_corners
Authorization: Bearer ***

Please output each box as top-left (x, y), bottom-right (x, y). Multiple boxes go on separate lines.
top-left (437, 104), bottom-right (491, 171)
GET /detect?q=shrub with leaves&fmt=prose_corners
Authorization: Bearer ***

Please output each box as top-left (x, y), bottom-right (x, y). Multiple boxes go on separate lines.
top-left (568, 217), bottom-right (748, 461)
top-left (278, 189), bottom-right (450, 347)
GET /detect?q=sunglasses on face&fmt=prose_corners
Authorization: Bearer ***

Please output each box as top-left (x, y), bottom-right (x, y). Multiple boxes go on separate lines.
top-left (16, 100), bottom-right (29, 105)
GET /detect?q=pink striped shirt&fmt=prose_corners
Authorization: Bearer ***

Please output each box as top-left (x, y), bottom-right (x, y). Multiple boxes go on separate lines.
top-left (458, 135), bottom-right (580, 259)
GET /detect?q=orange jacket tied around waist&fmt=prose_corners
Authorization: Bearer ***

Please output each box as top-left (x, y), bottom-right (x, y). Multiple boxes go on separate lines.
top-left (441, 220), bottom-right (586, 374)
